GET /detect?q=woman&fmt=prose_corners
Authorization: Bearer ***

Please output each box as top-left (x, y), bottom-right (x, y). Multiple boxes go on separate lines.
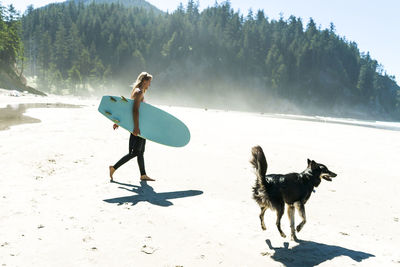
top-left (109, 72), bottom-right (155, 182)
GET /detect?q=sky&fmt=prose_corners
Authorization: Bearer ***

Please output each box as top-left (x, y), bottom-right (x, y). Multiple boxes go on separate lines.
top-left (2, 0), bottom-right (400, 83)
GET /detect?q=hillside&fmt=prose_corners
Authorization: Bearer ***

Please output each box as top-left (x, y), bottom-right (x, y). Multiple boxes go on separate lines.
top-left (0, 65), bottom-right (46, 96)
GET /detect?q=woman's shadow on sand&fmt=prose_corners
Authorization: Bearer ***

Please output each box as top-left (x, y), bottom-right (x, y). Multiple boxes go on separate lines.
top-left (265, 239), bottom-right (374, 267)
top-left (103, 181), bottom-right (203, 207)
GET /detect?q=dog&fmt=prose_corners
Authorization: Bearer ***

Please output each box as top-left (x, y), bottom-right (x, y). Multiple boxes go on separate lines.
top-left (250, 145), bottom-right (337, 241)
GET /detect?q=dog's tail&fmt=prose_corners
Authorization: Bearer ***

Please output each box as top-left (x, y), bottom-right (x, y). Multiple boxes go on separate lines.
top-left (250, 146), bottom-right (268, 182)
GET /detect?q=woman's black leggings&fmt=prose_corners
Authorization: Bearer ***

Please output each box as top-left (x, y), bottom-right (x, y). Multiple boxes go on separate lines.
top-left (113, 134), bottom-right (146, 175)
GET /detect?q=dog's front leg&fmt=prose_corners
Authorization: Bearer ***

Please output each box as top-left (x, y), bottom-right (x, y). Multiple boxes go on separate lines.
top-left (295, 202), bottom-right (306, 233)
top-left (287, 204), bottom-right (297, 241)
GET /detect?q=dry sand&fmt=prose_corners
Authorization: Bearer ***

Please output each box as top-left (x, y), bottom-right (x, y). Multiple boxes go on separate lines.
top-left (0, 91), bottom-right (399, 266)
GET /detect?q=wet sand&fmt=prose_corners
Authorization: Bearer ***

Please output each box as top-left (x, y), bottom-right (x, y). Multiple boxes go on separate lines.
top-left (0, 103), bottom-right (82, 131)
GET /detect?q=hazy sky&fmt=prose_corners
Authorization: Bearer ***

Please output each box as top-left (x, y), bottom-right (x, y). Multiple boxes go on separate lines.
top-left (3, 0), bottom-right (400, 82)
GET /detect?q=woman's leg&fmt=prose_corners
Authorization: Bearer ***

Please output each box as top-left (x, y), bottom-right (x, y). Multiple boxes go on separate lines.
top-left (109, 134), bottom-right (136, 181)
top-left (136, 138), bottom-right (154, 181)
top-left (137, 153), bottom-right (146, 176)
top-left (113, 134), bottom-right (137, 170)
top-left (111, 134), bottom-right (154, 181)
top-left (113, 152), bottom-right (136, 170)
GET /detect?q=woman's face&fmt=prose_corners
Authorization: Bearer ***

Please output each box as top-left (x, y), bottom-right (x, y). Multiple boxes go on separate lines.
top-left (143, 79), bottom-right (151, 89)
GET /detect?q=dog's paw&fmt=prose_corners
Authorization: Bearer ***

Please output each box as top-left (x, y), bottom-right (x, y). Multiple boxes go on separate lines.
top-left (291, 235), bottom-right (299, 242)
top-left (261, 225), bottom-right (266, 231)
top-left (296, 223), bottom-right (305, 232)
top-left (280, 232), bottom-right (286, 238)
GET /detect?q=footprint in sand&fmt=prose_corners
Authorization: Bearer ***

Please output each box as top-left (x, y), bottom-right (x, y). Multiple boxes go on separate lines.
top-left (141, 245), bottom-right (157, 254)
top-left (141, 236), bottom-right (157, 254)
top-left (261, 251), bottom-right (272, 256)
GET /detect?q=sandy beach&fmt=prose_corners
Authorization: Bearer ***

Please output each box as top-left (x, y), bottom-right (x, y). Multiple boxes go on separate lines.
top-left (0, 91), bottom-right (399, 266)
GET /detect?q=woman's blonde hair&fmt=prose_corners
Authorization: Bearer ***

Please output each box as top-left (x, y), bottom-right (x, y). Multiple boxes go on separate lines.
top-left (131, 72), bottom-right (153, 91)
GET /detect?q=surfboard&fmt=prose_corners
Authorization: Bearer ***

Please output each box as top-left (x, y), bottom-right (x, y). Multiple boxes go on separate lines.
top-left (98, 95), bottom-right (190, 147)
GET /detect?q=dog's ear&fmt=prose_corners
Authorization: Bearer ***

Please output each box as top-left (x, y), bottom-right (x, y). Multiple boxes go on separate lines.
top-left (308, 159), bottom-right (317, 169)
top-left (312, 160), bottom-right (317, 167)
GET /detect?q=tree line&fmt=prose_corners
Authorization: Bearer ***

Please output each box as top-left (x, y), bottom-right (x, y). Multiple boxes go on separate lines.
top-left (16, 0), bottom-right (400, 118)
top-left (0, 3), bottom-right (23, 72)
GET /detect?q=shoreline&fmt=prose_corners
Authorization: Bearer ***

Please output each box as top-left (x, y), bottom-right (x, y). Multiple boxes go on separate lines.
top-left (1, 92), bottom-right (399, 133)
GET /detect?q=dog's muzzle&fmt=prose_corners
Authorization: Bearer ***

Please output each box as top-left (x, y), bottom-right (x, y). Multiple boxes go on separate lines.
top-left (320, 171), bottom-right (337, 181)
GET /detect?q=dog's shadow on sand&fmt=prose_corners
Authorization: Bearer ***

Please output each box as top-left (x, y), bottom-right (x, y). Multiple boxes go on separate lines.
top-left (265, 239), bottom-right (374, 267)
top-left (103, 181), bottom-right (203, 207)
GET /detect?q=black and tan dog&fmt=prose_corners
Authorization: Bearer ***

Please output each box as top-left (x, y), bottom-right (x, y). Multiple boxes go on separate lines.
top-left (250, 146), bottom-right (337, 241)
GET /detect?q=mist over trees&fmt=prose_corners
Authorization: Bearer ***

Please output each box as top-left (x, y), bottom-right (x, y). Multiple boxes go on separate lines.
top-left (19, 0), bottom-right (400, 119)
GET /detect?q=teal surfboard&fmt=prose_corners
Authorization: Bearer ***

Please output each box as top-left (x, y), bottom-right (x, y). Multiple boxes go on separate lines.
top-left (98, 95), bottom-right (190, 147)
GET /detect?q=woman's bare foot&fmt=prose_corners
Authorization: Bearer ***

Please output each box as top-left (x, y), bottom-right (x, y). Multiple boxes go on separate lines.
top-left (140, 175), bottom-right (155, 181)
top-left (109, 166), bottom-right (116, 182)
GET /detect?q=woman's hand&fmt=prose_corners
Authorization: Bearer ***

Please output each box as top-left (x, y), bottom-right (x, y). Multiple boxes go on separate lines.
top-left (113, 123), bottom-right (119, 130)
top-left (133, 128), bottom-right (140, 136)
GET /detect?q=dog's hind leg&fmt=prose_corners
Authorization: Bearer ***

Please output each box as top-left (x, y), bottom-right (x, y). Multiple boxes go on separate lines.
top-left (275, 202), bottom-right (286, 238)
top-left (259, 206), bottom-right (268, 230)
top-left (287, 204), bottom-right (298, 241)
top-left (295, 202), bottom-right (306, 233)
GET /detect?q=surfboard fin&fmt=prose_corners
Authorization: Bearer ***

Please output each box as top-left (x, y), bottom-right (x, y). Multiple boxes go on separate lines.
top-left (121, 96), bottom-right (128, 102)
top-left (110, 96), bottom-right (117, 102)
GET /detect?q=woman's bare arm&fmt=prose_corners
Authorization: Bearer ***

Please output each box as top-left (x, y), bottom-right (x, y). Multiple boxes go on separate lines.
top-left (132, 89), bottom-right (144, 136)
